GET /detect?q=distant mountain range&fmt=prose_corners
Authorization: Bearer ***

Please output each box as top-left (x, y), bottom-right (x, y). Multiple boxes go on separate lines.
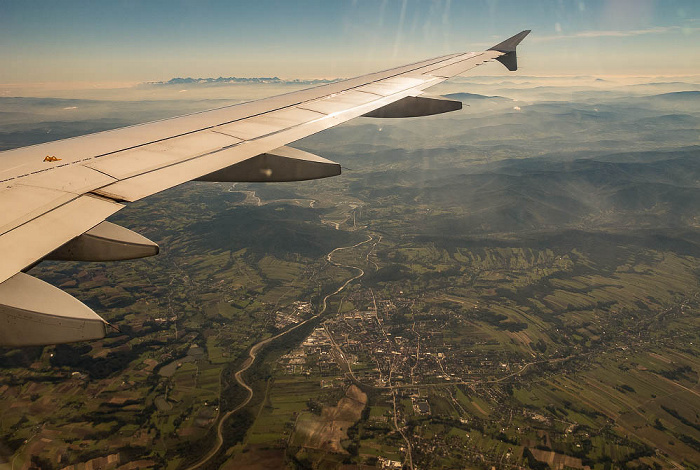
top-left (147, 76), bottom-right (339, 86)
top-left (357, 145), bottom-right (700, 237)
top-left (650, 90), bottom-right (700, 100)
top-left (444, 92), bottom-right (511, 102)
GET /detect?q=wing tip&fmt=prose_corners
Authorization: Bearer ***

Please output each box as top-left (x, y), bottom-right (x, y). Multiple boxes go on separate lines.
top-left (488, 30), bottom-right (532, 53)
top-left (488, 30), bottom-right (531, 72)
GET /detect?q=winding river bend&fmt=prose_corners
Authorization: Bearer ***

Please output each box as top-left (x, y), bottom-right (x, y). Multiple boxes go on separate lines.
top-left (186, 235), bottom-right (373, 470)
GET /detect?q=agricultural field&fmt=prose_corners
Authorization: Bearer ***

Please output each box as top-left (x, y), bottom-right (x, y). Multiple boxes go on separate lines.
top-left (1, 75), bottom-right (700, 469)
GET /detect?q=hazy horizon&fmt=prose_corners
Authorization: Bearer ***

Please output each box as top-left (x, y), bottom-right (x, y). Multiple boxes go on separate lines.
top-left (1, 65), bottom-right (698, 469)
top-left (1, 0), bottom-right (699, 83)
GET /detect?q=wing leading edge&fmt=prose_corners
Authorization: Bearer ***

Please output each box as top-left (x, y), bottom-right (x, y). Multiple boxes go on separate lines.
top-left (0, 31), bottom-right (530, 347)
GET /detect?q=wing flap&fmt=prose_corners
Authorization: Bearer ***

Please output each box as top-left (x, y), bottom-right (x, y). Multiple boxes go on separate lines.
top-left (0, 166), bottom-right (117, 236)
top-left (215, 107), bottom-right (325, 141)
top-left (85, 148), bottom-right (191, 181)
top-left (0, 194), bottom-right (124, 284)
top-left (355, 76), bottom-right (428, 96)
top-left (15, 165), bottom-right (117, 194)
top-left (298, 90), bottom-right (383, 115)
top-left (85, 131), bottom-right (243, 179)
top-left (0, 185), bottom-right (76, 236)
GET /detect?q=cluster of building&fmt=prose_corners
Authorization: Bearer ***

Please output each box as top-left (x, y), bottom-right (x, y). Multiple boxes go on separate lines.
top-left (278, 327), bottom-right (338, 376)
top-left (274, 301), bottom-right (313, 329)
top-left (377, 457), bottom-right (402, 469)
top-left (322, 300), bottom-right (518, 389)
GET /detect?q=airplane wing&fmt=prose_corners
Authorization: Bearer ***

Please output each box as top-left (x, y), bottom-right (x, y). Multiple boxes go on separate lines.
top-left (0, 31), bottom-right (530, 347)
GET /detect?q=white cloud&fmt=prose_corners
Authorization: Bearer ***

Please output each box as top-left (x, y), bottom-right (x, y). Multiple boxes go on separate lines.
top-left (533, 25), bottom-right (696, 42)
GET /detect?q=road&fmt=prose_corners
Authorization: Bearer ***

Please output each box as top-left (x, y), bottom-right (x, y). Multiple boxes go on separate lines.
top-left (185, 235), bottom-right (373, 470)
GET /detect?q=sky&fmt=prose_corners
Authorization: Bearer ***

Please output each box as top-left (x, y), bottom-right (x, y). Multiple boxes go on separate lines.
top-left (0, 0), bottom-right (698, 83)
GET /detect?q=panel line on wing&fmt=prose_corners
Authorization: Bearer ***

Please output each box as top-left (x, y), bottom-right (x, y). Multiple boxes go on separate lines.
top-left (0, 189), bottom-right (77, 237)
top-left (90, 76), bottom-right (446, 203)
top-left (0, 53), bottom-right (462, 185)
top-left (0, 64), bottom-right (443, 187)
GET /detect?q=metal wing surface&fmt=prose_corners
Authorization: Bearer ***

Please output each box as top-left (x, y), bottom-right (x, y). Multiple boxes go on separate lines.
top-left (0, 31), bottom-right (530, 346)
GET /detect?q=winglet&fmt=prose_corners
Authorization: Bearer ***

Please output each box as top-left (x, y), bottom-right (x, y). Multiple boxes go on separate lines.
top-left (488, 30), bottom-right (531, 71)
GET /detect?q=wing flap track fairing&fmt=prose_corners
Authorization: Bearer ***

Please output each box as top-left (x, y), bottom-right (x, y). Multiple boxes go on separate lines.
top-left (195, 146), bottom-right (341, 182)
top-left (0, 273), bottom-right (108, 347)
top-left (46, 221), bottom-right (159, 262)
top-left (361, 95), bottom-right (462, 118)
